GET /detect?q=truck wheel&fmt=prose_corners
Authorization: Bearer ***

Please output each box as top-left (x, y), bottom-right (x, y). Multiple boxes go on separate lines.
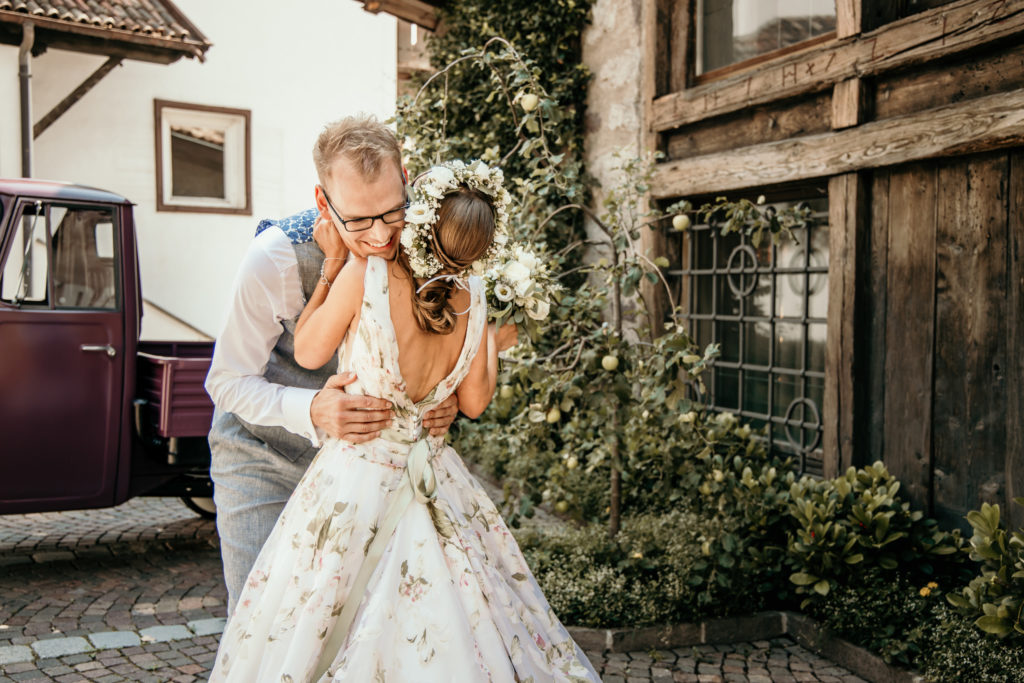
top-left (181, 496), bottom-right (217, 519)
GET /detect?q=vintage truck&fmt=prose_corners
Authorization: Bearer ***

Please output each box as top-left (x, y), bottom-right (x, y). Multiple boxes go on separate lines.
top-left (0, 178), bottom-right (216, 516)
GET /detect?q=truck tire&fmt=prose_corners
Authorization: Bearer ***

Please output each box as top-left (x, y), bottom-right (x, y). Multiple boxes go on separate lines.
top-left (181, 496), bottom-right (217, 519)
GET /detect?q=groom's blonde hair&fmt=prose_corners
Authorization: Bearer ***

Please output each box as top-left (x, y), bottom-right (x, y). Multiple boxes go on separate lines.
top-left (313, 114), bottom-right (402, 184)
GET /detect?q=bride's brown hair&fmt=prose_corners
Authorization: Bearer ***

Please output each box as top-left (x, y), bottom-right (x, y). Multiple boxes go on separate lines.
top-left (397, 186), bottom-right (496, 335)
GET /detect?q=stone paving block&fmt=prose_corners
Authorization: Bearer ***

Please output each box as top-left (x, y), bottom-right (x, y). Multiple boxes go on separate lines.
top-left (186, 618), bottom-right (225, 636)
top-left (31, 636), bottom-right (93, 658)
top-left (138, 625), bottom-right (191, 643)
top-left (88, 631), bottom-right (141, 650)
top-left (0, 645), bottom-right (34, 665)
top-left (29, 551), bottom-right (75, 563)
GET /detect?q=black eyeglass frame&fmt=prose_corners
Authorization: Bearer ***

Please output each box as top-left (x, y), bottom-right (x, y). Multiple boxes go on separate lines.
top-left (321, 187), bottom-right (409, 233)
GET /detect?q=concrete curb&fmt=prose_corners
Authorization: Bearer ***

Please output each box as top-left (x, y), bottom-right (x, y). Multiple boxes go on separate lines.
top-left (567, 611), bottom-right (927, 683)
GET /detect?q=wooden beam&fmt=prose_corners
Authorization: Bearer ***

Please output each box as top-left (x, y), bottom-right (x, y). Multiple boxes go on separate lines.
top-left (34, 56), bottom-right (122, 139)
top-left (831, 77), bottom-right (864, 130)
top-left (823, 172), bottom-right (867, 478)
top-left (1008, 150), bottom-right (1024, 532)
top-left (836, 0), bottom-right (864, 39)
top-left (651, 0), bottom-right (1024, 132)
top-left (651, 87), bottom-right (1024, 198)
top-left (359, 0), bottom-right (440, 31)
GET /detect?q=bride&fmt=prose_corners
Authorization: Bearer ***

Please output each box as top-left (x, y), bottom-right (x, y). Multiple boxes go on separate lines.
top-left (209, 150), bottom-right (599, 681)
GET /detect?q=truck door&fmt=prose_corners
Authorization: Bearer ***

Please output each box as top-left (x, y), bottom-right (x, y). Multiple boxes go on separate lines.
top-left (0, 200), bottom-right (125, 513)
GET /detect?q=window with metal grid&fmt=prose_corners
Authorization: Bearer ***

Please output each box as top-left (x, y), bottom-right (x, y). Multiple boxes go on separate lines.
top-left (666, 197), bottom-right (829, 474)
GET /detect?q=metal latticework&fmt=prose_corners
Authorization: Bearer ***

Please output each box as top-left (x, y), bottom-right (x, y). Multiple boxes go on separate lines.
top-left (666, 199), bottom-right (829, 475)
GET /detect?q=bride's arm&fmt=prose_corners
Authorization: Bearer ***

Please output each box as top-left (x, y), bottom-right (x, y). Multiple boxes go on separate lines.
top-left (294, 258), bottom-right (367, 369)
top-left (455, 323), bottom-right (500, 418)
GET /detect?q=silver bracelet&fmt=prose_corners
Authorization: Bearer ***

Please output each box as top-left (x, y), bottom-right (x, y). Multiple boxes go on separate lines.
top-left (319, 257), bottom-right (345, 287)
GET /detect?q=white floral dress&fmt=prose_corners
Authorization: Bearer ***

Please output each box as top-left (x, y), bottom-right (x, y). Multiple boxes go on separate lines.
top-left (209, 256), bottom-right (599, 682)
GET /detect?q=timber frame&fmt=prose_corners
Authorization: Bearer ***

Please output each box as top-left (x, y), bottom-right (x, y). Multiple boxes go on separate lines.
top-left (645, 0), bottom-right (1024, 527)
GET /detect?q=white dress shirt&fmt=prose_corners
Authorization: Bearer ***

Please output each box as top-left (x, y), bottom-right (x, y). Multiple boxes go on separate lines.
top-left (205, 226), bottom-right (323, 446)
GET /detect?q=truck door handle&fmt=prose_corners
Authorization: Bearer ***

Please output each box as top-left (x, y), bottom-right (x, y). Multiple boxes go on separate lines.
top-left (81, 344), bottom-right (117, 358)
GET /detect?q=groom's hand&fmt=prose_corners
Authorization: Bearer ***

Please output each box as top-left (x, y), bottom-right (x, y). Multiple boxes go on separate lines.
top-left (311, 372), bottom-right (393, 444)
top-left (422, 393), bottom-right (459, 437)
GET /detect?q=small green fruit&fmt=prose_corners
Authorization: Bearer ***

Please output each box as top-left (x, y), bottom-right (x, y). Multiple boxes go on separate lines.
top-left (601, 355), bottom-right (619, 372)
top-left (654, 256), bottom-right (670, 268)
top-left (520, 93), bottom-right (540, 112)
top-left (546, 407), bottom-right (561, 424)
top-left (672, 214), bottom-right (691, 231)
top-left (554, 500), bottom-right (569, 514)
top-left (499, 384), bottom-right (515, 399)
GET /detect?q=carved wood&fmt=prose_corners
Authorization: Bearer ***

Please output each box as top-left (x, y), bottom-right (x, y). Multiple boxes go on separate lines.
top-left (652, 0), bottom-right (1024, 132)
top-left (665, 93), bottom-right (830, 160)
top-left (651, 88), bottom-right (1024, 198)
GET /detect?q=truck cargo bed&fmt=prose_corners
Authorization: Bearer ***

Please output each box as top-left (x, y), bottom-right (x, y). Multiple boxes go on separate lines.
top-left (137, 341), bottom-right (215, 438)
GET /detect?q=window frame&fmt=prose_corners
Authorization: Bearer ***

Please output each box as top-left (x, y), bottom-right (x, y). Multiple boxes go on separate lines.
top-left (665, 187), bottom-right (830, 475)
top-left (692, 0), bottom-right (838, 86)
top-left (153, 99), bottom-right (252, 215)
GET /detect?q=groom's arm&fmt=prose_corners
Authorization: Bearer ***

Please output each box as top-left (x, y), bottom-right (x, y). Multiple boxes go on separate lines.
top-left (205, 229), bottom-right (326, 444)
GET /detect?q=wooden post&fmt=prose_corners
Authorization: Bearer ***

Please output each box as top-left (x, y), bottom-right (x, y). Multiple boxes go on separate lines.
top-left (883, 163), bottom-right (937, 514)
top-left (836, 0), bottom-right (864, 39)
top-left (824, 173), bottom-right (868, 477)
top-left (831, 78), bottom-right (865, 130)
top-left (1008, 151), bottom-right (1024, 531)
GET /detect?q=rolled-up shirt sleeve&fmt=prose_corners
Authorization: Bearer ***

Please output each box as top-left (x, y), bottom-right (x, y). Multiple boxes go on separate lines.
top-left (205, 229), bottom-right (322, 446)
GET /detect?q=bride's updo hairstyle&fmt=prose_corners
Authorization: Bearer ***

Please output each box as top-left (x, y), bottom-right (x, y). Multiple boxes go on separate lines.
top-left (398, 186), bottom-right (495, 335)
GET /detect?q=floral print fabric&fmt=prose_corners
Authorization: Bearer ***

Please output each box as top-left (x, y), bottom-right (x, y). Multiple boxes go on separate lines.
top-left (209, 256), bottom-right (599, 682)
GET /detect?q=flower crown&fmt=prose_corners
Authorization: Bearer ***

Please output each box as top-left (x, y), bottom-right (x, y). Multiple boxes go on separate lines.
top-left (400, 159), bottom-right (511, 279)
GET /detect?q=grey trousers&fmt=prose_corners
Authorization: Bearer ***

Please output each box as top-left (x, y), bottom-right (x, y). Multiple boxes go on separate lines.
top-left (209, 408), bottom-right (314, 616)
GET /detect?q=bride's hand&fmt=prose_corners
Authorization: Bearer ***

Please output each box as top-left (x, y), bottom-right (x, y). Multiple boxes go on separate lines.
top-left (492, 322), bottom-right (519, 353)
top-left (314, 214), bottom-right (348, 282)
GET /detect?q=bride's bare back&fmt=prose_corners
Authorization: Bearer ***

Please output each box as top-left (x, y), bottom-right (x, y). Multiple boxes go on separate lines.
top-left (383, 260), bottom-right (475, 404)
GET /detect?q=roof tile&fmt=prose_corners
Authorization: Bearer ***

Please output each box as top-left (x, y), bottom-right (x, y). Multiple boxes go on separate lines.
top-left (0, 0), bottom-right (209, 51)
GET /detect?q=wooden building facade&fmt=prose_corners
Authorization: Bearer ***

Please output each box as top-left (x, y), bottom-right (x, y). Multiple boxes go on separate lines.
top-left (644, 0), bottom-right (1023, 530)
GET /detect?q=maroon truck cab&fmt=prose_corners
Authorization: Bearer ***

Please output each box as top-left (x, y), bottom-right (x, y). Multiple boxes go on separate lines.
top-left (0, 179), bottom-right (214, 515)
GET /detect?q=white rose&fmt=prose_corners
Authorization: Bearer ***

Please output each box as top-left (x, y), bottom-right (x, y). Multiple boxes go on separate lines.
top-left (502, 260), bottom-right (530, 286)
top-left (517, 250), bottom-right (540, 272)
top-left (405, 203), bottom-right (434, 224)
top-left (429, 166), bottom-right (456, 189)
top-left (494, 283), bottom-right (514, 302)
top-left (525, 297), bottom-right (550, 320)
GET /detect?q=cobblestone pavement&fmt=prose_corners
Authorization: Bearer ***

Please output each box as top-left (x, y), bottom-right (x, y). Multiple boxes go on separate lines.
top-left (0, 499), bottom-right (868, 682)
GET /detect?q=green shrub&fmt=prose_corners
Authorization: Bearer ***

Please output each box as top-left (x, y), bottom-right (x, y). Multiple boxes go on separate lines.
top-left (786, 461), bottom-right (964, 607)
top-left (947, 500), bottom-right (1024, 639)
top-left (515, 510), bottom-right (754, 627)
top-left (921, 602), bottom-right (1024, 683)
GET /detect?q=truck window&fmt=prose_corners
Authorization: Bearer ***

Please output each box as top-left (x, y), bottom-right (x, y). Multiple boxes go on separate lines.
top-left (50, 206), bottom-right (118, 310)
top-left (0, 203), bottom-right (118, 310)
top-left (0, 203), bottom-right (49, 306)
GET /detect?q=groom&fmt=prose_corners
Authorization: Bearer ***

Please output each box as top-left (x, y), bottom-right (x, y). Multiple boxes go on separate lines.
top-left (205, 115), bottom-right (458, 615)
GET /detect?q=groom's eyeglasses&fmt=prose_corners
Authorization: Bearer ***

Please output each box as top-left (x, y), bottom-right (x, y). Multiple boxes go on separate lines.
top-left (321, 188), bottom-right (409, 233)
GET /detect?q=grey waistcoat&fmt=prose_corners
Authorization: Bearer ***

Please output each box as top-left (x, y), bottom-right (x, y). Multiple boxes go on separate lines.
top-left (215, 241), bottom-right (338, 461)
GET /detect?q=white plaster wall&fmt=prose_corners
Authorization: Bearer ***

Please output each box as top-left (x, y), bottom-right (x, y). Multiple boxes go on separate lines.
top-left (0, 44), bottom-right (21, 178)
top-left (29, 0), bottom-right (397, 337)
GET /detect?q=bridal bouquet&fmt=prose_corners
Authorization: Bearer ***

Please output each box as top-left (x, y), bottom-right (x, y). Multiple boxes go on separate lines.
top-left (476, 241), bottom-right (560, 339)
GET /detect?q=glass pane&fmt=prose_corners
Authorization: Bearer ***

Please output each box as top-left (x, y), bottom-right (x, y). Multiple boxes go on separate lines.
top-left (717, 274), bottom-right (741, 315)
top-left (747, 273), bottom-right (772, 318)
top-left (699, 0), bottom-right (837, 74)
top-left (695, 318), bottom-right (714, 350)
top-left (714, 367), bottom-right (739, 410)
top-left (806, 226), bottom-right (829, 319)
top-left (743, 371), bottom-right (770, 415)
top-left (52, 207), bottom-right (118, 310)
top-left (1, 206), bottom-right (48, 305)
top-left (694, 228), bottom-right (714, 270)
top-left (774, 321), bottom-right (803, 370)
top-left (695, 273), bottom-right (714, 313)
top-left (743, 320), bottom-right (771, 366)
top-left (171, 125), bottom-right (226, 199)
top-left (807, 322), bottom-right (826, 372)
top-left (718, 320), bottom-right (740, 363)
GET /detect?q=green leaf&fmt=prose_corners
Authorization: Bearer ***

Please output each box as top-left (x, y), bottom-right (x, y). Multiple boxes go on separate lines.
top-left (975, 615), bottom-right (1012, 637)
top-left (813, 579), bottom-right (831, 596)
top-left (790, 572), bottom-right (818, 586)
